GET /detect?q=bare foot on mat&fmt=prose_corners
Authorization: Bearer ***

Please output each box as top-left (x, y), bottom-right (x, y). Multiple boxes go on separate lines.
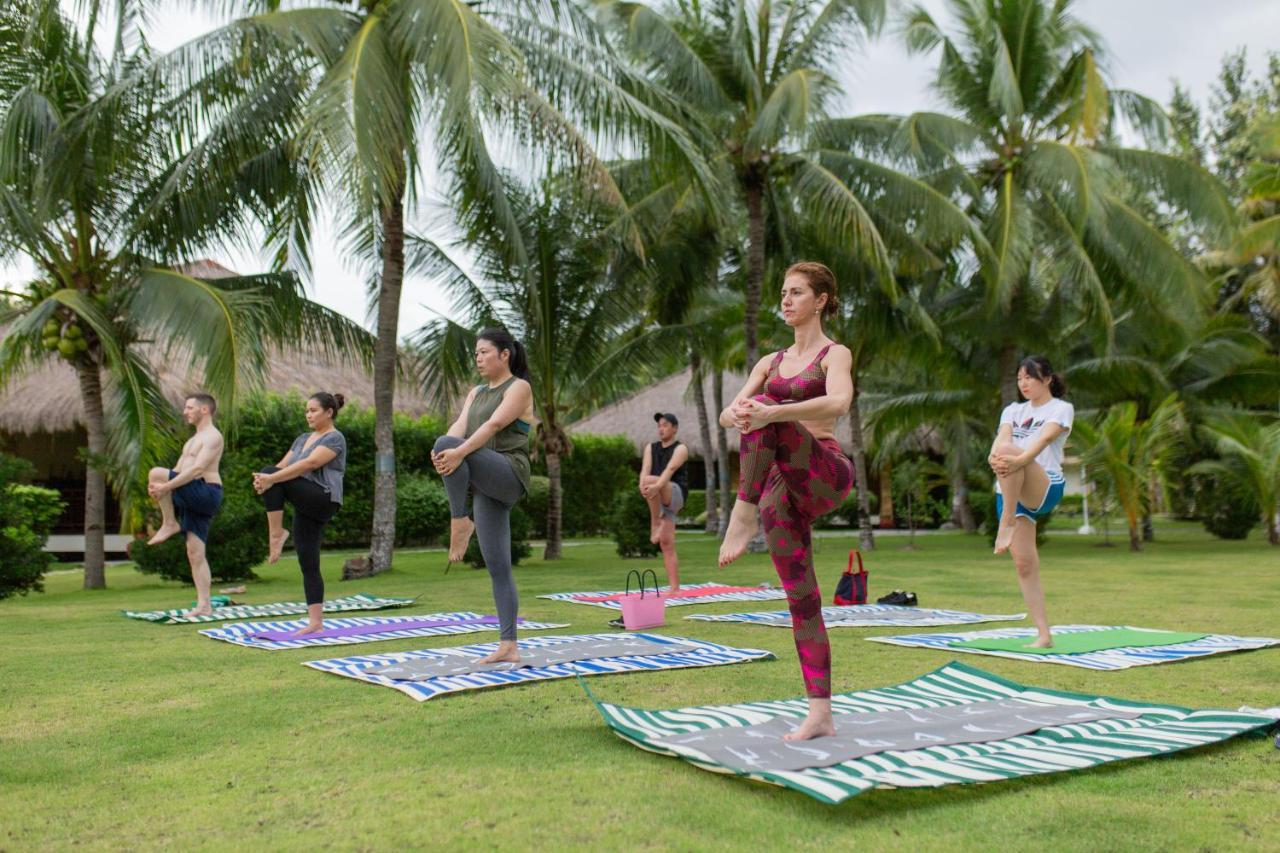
top-left (783, 713), bottom-right (837, 742)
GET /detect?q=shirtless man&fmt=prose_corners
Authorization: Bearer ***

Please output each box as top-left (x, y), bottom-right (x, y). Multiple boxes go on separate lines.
top-left (146, 394), bottom-right (226, 617)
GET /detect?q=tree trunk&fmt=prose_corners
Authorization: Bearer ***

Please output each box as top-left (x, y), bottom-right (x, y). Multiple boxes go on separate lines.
top-left (368, 190), bottom-right (406, 574)
top-left (878, 460), bottom-right (894, 528)
top-left (1142, 470), bottom-right (1157, 541)
top-left (998, 342), bottom-right (1019, 406)
top-left (951, 471), bottom-right (977, 533)
top-left (713, 370), bottom-right (731, 539)
top-left (544, 449), bottom-right (562, 560)
top-left (1268, 514), bottom-right (1278, 546)
top-left (77, 362), bottom-right (107, 589)
top-left (743, 177), bottom-right (766, 368)
top-left (846, 375), bottom-right (875, 551)
top-left (689, 353), bottom-right (718, 533)
top-left (1127, 523), bottom-right (1142, 552)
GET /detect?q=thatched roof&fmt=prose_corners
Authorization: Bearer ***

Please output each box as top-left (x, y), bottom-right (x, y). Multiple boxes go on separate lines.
top-left (568, 367), bottom-right (856, 458)
top-left (0, 260), bottom-right (435, 435)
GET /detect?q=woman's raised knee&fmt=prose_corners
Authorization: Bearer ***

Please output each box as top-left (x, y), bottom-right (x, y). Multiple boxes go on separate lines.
top-left (433, 435), bottom-right (464, 453)
top-left (148, 467), bottom-right (170, 481)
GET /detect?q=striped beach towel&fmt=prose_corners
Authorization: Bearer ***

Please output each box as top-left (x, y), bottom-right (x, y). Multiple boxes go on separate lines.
top-left (123, 593), bottom-right (415, 624)
top-left (592, 661), bottom-right (1277, 804)
top-left (868, 624), bottom-right (1280, 670)
top-left (304, 633), bottom-right (775, 701)
top-left (540, 581), bottom-right (787, 610)
top-left (686, 605), bottom-right (1026, 628)
top-left (199, 612), bottom-right (570, 650)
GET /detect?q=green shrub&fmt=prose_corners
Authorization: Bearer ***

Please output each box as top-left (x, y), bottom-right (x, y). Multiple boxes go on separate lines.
top-left (610, 480), bottom-right (660, 558)
top-left (543, 434), bottom-right (635, 536)
top-left (523, 475), bottom-right (550, 539)
top-left (1195, 474), bottom-right (1259, 540)
top-left (464, 503), bottom-right (532, 568)
top-left (395, 474), bottom-right (451, 546)
top-left (131, 457), bottom-right (266, 583)
top-left (0, 455), bottom-right (63, 600)
top-left (680, 488), bottom-right (706, 521)
top-left (1055, 493), bottom-right (1084, 517)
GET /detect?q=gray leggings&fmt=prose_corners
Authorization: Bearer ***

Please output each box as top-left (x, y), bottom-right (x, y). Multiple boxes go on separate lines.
top-left (434, 435), bottom-right (524, 640)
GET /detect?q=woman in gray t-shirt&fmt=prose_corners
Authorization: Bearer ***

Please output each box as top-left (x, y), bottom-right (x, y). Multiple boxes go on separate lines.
top-left (252, 392), bottom-right (348, 635)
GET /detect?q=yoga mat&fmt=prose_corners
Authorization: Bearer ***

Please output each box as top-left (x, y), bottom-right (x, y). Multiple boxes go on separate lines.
top-left (541, 581), bottom-right (787, 610)
top-left (591, 660), bottom-right (1277, 804)
top-left (367, 636), bottom-right (700, 681)
top-left (951, 627), bottom-right (1208, 655)
top-left (250, 615), bottom-right (515, 642)
top-left (650, 697), bottom-right (1141, 773)
top-left (200, 612), bottom-right (569, 651)
top-left (304, 633), bottom-right (775, 701)
top-left (686, 605), bottom-right (1026, 628)
top-left (124, 593), bottom-right (415, 624)
top-left (868, 624), bottom-right (1280, 670)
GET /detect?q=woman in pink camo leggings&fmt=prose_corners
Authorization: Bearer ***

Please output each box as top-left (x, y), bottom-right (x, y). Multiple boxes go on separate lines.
top-left (718, 261), bottom-right (855, 742)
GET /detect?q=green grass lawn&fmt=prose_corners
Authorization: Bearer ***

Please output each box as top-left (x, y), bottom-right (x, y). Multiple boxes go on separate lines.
top-left (3, 527), bottom-right (1278, 851)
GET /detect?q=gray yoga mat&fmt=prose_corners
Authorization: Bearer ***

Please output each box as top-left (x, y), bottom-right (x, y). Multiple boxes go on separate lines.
top-left (651, 697), bottom-right (1143, 773)
top-left (366, 636), bottom-right (701, 682)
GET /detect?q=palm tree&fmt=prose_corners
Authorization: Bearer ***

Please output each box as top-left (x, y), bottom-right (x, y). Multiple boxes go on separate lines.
top-left (594, 0), bottom-right (979, 367)
top-left (1212, 115), bottom-right (1280, 323)
top-left (1189, 412), bottom-right (1280, 545)
top-left (898, 0), bottom-right (1236, 404)
top-left (0, 2), bottom-right (369, 587)
top-left (411, 176), bottom-right (665, 558)
top-left (1072, 396), bottom-right (1182, 551)
top-left (183, 0), bottom-right (715, 574)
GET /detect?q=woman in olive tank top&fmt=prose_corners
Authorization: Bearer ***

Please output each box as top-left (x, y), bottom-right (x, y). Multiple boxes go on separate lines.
top-left (432, 328), bottom-right (535, 665)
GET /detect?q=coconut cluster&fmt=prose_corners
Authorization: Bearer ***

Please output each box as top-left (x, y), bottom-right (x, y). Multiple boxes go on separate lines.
top-left (40, 317), bottom-right (90, 362)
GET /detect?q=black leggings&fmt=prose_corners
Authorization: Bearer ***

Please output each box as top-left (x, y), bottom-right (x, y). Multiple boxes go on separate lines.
top-left (260, 467), bottom-right (337, 605)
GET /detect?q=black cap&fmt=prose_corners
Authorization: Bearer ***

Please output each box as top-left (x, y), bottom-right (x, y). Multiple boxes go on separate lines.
top-left (653, 412), bottom-right (679, 427)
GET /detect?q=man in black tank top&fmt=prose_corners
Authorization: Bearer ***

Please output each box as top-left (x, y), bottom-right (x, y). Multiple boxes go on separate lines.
top-left (640, 412), bottom-right (689, 593)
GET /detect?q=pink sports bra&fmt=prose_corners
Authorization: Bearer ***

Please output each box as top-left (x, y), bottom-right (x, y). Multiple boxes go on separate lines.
top-left (764, 344), bottom-right (832, 402)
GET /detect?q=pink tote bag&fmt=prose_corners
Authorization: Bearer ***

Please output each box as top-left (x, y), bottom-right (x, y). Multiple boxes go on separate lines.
top-left (619, 569), bottom-right (666, 630)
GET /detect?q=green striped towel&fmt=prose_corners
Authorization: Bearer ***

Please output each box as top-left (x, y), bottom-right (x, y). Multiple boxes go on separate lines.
top-left (589, 661), bottom-right (1276, 804)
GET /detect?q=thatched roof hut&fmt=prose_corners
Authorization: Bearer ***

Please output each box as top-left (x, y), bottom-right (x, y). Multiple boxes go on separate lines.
top-left (0, 260), bottom-right (434, 435)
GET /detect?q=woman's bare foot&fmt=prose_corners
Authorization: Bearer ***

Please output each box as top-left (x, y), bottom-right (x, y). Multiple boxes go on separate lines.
top-left (993, 523), bottom-right (1016, 555)
top-left (1028, 635), bottom-right (1054, 649)
top-left (449, 517), bottom-right (475, 562)
top-left (268, 530), bottom-right (290, 564)
top-left (649, 522), bottom-right (661, 545)
top-left (477, 641), bottom-right (521, 665)
top-left (147, 522), bottom-right (181, 545)
top-left (783, 712), bottom-right (837, 741)
top-left (181, 606), bottom-right (213, 619)
top-left (718, 501), bottom-right (758, 567)
top-left (291, 622), bottom-right (325, 637)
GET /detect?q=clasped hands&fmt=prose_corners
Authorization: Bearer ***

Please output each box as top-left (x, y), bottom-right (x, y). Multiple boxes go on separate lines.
top-left (432, 447), bottom-right (463, 477)
top-left (988, 451), bottom-right (1026, 477)
top-left (251, 471), bottom-right (277, 495)
top-left (725, 398), bottom-right (776, 434)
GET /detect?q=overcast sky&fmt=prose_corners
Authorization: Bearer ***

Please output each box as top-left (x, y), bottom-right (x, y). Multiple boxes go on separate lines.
top-left (4, 0), bottom-right (1278, 336)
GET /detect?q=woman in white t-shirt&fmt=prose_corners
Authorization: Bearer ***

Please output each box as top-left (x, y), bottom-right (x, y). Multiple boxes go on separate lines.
top-left (988, 356), bottom-right (1074, 648)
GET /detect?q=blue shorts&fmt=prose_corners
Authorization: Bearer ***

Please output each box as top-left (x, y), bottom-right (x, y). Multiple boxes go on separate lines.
top-left (168, 470), bottom-right (223, 543)
top-left (996, 477), bottom-right (1064, 522)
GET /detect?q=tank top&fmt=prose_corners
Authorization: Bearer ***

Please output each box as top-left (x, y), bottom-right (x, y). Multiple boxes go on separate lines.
top-left (649, 440), bottom-right (688, 492)
top-left (465, 376), bottom-right (532, 494)
top-left (764, 343), bottom-right (832, 402)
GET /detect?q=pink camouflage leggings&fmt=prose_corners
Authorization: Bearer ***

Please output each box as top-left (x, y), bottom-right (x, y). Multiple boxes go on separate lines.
top-left (737, 396), bottom-right (854, 698)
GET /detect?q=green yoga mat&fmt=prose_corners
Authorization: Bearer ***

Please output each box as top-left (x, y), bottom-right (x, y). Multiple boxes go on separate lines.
top-left (950, 628), bottom-right (1209, 655)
